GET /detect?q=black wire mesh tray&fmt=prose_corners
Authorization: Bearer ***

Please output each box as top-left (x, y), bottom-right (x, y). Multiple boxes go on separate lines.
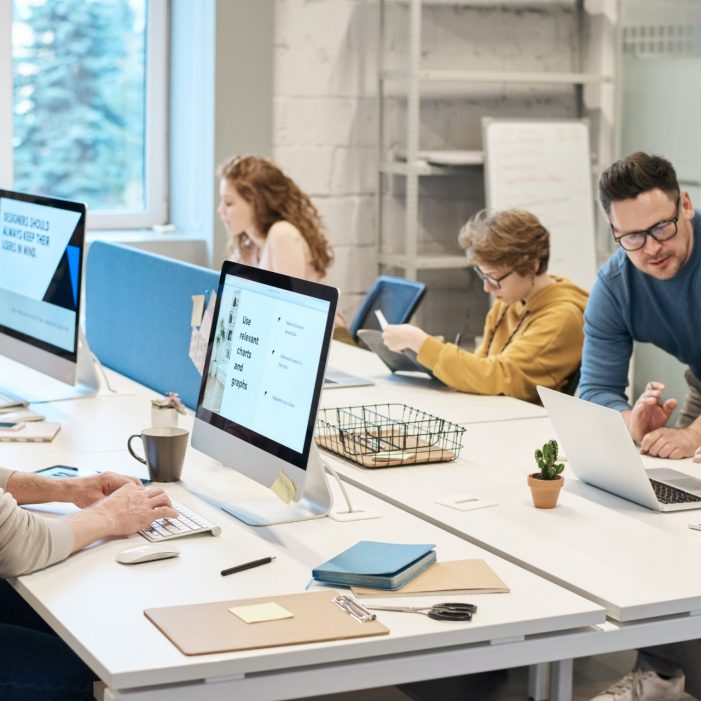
top-left (315, 403), bottom-right (466, 468)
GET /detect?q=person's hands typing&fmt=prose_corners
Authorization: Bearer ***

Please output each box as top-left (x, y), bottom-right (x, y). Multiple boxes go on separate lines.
top-left (69, 472), bottom-right (142, 508)
top-left (66, 483), bottom-right (178, 550)
top-left (90, 483), bottom-right (177, 537)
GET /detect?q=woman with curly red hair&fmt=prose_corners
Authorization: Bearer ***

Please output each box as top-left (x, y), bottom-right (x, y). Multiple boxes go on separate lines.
top-left (217, 155), bottom-right (334, 282)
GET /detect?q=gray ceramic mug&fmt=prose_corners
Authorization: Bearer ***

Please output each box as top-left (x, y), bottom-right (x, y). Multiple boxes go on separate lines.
top-left (127, 427), bottom-right (189, 482)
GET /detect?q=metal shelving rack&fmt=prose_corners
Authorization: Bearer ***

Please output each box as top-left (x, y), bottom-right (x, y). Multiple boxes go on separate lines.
top-left (376, 0), bottom-right (622, 280)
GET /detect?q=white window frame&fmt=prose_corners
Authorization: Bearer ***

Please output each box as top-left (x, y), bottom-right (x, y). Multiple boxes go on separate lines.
top-left (0, 1), bottom-right (12, 189)
top-left (0, 0), bottom-right (168, 230)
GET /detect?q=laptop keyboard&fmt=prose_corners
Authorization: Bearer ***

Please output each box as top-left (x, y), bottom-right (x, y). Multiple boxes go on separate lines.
top-left (139, 498), bottom-right (222, 542)
top-left (650, 478), bottom-right (701, 504)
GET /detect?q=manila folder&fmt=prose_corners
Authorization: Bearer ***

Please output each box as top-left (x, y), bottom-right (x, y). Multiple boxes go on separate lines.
top-left (352, 559), bottom-right (509, 597)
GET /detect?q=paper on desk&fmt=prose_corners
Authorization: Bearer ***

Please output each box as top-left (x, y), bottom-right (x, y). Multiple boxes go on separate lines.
top-left (434, 493), bottom-right (497, 512)
top-left (191, 294), bottom-right (206, 327)
top-left (229, 602), bottom-right (294, 624)
top-left (351, 559), bottom-right (509, 597)
top-left (189, 291), bottom-right (217, 374)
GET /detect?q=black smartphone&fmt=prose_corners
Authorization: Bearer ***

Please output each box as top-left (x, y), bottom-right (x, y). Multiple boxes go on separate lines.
top-left (34, 465), bottom-right (151, 485)
top-left (34, 465), bottom-right (80, 479)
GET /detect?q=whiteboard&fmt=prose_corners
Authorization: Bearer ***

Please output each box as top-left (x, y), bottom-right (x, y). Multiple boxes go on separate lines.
top-left (483, 119), bottom-right (597, 291)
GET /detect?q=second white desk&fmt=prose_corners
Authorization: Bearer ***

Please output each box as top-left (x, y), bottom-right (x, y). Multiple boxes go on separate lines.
top-left (9, 384), bottom-right (601, 701)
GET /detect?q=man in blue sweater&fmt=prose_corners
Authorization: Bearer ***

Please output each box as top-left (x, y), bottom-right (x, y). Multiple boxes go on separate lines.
top-left (583, 152), bottom-right (700, 700)
top-left (580, 152), bottom-right (701, 460)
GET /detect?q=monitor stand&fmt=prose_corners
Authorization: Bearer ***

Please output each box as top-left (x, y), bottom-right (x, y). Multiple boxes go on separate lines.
top-left (222, 443), bottom-right (333, 527)
top-left (221, 444), bottom-right (382, 526)
top-left (0, 328), bottom-right (100, 404)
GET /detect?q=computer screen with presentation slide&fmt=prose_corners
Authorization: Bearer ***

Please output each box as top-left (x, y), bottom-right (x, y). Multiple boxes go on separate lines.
top-left (0, 189), bottom-right (90, 403)
top-left (192, 261), bottom-right (338, 526)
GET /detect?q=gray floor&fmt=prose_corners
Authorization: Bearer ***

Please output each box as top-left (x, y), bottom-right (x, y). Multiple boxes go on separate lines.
top-left (300, 651), bottom-right (697, 701)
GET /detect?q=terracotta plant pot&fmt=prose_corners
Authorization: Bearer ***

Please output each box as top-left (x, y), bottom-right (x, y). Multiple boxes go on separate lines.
top-left (527, 473), bottom-right (564, 509)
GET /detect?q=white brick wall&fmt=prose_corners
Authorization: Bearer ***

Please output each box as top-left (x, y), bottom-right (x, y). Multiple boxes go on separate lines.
top-left (273, 0), bottom-right (580, 333)
top-left (274, 0), bottom-right (377, 98)
top-left (273, 0), bottom-right (379, 321)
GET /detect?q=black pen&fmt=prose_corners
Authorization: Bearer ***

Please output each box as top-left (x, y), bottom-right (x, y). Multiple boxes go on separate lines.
top-left (221, 556), bottom-right (276, 577)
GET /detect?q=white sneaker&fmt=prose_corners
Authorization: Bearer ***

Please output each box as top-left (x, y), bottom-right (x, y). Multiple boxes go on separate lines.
top-left (590, 669), bottom-right (684, 701)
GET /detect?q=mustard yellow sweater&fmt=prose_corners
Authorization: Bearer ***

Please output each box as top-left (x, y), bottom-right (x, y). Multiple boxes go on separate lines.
top-left (417, 276), bottom-right (588, 403)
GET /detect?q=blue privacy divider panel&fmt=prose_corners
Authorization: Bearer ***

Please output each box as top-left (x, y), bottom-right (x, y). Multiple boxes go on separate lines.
top-left (85, 241), bottom-right (218, 409)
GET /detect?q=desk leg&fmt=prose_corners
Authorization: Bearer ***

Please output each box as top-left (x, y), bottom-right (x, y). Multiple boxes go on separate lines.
top-left (529, 662), bottom-right (550, 701)
top-left (550, 658), bottom-right (573, 701)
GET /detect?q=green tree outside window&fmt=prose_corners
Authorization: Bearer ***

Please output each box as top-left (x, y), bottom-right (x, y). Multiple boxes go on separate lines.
top-left (12, 0), bottom-right (147, 212)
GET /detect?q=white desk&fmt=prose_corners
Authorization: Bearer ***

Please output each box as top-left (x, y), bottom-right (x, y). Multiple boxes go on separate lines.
top-left (0, 368), bottom-right (159, 462)
top-left (2, 394), bottom-right (153, 462)
top-left (325, 415), bottom-right (701, 675)
top-left (9, 387), bottom-right (603, 701)
top-left (325, 341), bottom-right (546, 425)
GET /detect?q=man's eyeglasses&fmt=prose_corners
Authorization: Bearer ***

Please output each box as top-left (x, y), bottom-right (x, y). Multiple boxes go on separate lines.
top-left (611, 195), bottom-right (681, 252)
top-left (471, 265), bottom-right (514, 289)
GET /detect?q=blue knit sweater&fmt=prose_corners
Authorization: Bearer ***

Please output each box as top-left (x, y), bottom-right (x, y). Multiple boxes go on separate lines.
top-left (579, 209), bottom-right (701, 411)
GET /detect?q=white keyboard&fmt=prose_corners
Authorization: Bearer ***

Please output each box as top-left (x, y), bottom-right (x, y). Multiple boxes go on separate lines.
top-left (139, 498), bottom-right (222, 542)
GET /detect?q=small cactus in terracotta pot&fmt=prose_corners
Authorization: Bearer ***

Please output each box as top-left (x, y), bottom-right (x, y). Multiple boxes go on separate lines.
top-left (528, 439), bottom-right (564, 508)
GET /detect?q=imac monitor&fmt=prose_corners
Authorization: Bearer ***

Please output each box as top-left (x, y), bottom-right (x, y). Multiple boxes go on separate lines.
top-left (192, 261), bottom-right (338, 526)
top-left (0, 189), bottom-right (95, 404)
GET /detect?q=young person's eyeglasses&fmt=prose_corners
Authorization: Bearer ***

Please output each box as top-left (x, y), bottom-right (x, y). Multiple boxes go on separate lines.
top-left (611, 195), bottom-right (681, 252)
top-left (471, 265), bottom-right (514, 289)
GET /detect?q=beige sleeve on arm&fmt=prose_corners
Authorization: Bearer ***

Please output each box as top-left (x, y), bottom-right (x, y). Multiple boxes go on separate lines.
top-left (0, 466), bottom-right (14, 490)
top-left (0, 488), bottom-right (74, 577)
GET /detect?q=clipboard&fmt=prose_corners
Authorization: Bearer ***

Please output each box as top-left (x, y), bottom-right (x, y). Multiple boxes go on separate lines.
top-left (357, 329), bottom-right (434, 377)
top-left (144, 590), bottom-right (389, 655)
top-left (357, 330), bottom-right (444, 384)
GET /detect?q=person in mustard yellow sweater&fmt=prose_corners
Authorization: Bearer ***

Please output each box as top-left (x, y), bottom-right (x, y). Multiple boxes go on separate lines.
top-left (382, 209), bottom-right (588, 403)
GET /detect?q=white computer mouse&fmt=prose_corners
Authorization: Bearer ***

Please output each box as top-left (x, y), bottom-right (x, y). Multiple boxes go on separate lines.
top-left (116, 544), bottom-right (180, 565)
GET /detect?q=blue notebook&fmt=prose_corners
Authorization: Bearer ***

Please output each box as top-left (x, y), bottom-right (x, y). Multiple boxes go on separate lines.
top-left (312, 541), bottom-right (436, 590)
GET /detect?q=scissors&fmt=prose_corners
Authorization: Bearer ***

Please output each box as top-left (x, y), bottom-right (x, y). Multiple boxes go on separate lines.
top-left (366, 602), bottom-right (476, 621)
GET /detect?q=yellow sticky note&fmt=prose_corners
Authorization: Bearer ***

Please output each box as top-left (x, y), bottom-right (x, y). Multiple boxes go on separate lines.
top-left (271, 471), bottom-right (297, 505)
top-left (229, 602), bottom-right (294, 624)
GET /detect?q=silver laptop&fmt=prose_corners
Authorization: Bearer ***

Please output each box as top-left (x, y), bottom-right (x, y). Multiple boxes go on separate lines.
top-left (323, 367), bottom-right (374, 389)
top-left (538, 386), bottom-right (701, 512)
